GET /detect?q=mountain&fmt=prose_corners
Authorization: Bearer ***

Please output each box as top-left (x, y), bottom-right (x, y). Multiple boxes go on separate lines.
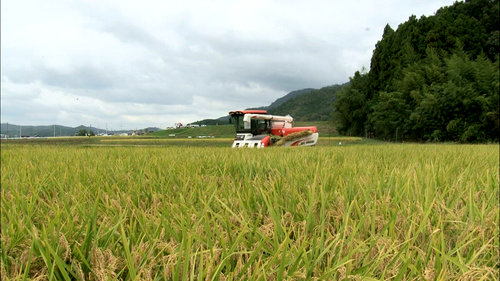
top-left (268, 85), bottom-right (344, 121)
top-left (0, 123), bottom-right (161, 138)
top-left (0, 124), bottom-right (79, 138)
top-left (191, 87), bottom-right (335, 125)
top-left (268, 88), bottom-right (315, 109)
top-left (245, 88), bottom-right (315, 111)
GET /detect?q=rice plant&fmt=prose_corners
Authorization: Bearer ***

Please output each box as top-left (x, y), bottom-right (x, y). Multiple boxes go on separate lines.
top-left (1, 143), bottom-right (498, 280)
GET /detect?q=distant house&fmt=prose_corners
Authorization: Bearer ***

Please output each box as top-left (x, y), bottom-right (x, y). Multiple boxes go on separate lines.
top-left (131, 130), bottom-right (146, 136)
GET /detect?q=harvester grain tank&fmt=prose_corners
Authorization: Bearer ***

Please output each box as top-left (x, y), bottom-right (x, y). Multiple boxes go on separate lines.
top-left (229, 110), bottom-right (319, 148)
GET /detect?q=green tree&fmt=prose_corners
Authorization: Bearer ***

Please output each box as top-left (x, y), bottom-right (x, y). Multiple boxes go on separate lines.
top-left (76, 129), bottom-right (87, 136)
top-left (332, 0), bottom-right (499, 142)
top-left (332, 72), bottom-right (370, 135)
top-left (76, 129), bottom-right (95, 136)
top-left (369, 91), bottom-right (411, 140)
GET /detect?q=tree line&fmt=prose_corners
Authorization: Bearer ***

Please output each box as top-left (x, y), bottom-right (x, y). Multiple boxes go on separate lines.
top-left (333, 0), bottom-right (499, 142)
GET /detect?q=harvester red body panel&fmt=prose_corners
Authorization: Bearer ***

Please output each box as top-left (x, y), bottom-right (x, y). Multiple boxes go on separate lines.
top-left (229, 110), bottom-right (319, 148)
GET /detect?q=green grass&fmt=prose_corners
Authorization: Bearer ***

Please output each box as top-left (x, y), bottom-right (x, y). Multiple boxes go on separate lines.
top-left (1, 144), bottom-right (498, 280)
top-left (149, 121), bottom-right (338, 139)
top-left (150, 125), bottom-right (236, 138)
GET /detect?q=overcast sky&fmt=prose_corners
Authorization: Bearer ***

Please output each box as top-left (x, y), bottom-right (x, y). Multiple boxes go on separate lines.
top-left (2, 0), bottom-right (455, 129)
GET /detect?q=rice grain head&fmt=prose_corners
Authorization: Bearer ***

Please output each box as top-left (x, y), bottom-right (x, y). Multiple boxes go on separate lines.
top-left (275, 130), bottom-right (312, 146)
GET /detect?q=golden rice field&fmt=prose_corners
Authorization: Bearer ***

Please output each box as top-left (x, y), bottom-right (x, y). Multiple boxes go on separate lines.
top-left (97, 137), bottom-right (362, 143)
top-left (1, 142), bottom-right (498, 280)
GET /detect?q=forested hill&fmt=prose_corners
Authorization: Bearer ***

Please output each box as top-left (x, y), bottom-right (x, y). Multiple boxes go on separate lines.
top-left (192, 86), bottom-right (340, 124)
top-left (266, 88), bottom-right (315, 109)
top-left (268, 85), bottom-right (344, 121)
top-left (333, 0), bottom-right (499, 142)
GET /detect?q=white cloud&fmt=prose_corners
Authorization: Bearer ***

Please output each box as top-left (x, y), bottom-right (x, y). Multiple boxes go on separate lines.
top-left (1, 0), bottom-right (455, 128)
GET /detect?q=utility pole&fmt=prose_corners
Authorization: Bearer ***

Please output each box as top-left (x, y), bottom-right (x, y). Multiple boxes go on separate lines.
top-left (54, 125), bottom-right (56, 137)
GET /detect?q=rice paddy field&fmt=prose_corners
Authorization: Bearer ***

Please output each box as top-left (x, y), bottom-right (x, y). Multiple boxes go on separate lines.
top-left (1, 139), bottom-right (498, 280)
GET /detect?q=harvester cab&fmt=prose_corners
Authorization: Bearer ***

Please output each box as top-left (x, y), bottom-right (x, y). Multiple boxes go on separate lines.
top-left (229, 110), bottom-right (319, 148)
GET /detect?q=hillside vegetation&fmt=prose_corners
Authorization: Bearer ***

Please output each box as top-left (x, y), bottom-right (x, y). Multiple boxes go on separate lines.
top-left (266, 88), bottom-right (315, 109)
top-left (191, 87), bottom-right (341, 125)
top-left (333, 0), bottom-right (499, 142)
top-left (269, 85), bottom-right (343, 121)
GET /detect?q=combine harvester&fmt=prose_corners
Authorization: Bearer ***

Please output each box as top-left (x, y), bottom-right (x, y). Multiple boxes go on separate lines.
top-left (229, 110), bottom-right (318, 148)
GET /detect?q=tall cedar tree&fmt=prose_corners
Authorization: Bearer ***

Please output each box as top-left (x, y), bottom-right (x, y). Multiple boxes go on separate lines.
top-left (333, 0), bottom-right (499, 142)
